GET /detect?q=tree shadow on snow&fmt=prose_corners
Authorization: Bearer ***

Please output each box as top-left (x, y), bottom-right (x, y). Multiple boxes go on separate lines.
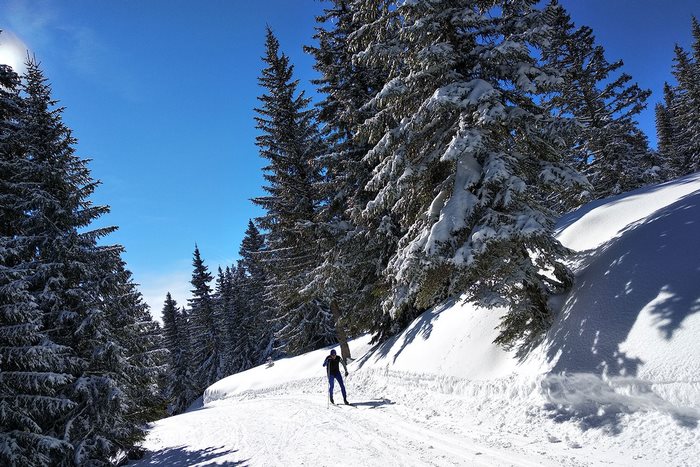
top-left (355, 299), bottom-right (454, 368)
top-left (540, 374), bottom-right (699, 435)
top-left (130, 445), bottom-right (247, 467)
top-left (546, 190), bottom-right (700, 375)
top-left (539, 189), bottom-right (700, 434)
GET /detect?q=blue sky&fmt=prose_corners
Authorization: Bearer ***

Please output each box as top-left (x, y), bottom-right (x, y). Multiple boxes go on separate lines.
top-left (0, 0), bottom-right (697, 319)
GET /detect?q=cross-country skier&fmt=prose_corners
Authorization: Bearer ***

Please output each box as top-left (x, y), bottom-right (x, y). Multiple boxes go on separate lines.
top-left (323, 349), bottom-right (349, 405)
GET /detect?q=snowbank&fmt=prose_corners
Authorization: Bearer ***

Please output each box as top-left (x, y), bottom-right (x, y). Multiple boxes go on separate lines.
top-left (205, 336), bottom-right (375, 404)
top-left (540, 172), bottom-right (700, 407)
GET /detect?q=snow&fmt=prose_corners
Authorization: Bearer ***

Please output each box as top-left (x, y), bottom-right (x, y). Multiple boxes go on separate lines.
top-left (423, 153), bottom-right (480, 259)
top-left (431, 79), bottom-right (496, 108)
top-left (132, 173), bottom-right (700, 466)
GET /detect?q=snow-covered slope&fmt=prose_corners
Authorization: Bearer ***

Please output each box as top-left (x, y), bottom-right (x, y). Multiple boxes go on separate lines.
top-left (133, 173), bottom-right (700, 466)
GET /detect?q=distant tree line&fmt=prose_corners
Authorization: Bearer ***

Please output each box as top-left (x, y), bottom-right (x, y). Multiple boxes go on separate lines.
top-left (655, 17), bottom-right (700, 176)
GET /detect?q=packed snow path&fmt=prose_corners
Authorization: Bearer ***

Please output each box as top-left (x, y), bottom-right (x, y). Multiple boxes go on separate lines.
top-left (134, 376), bottom-right (590, 467)
top-left (133, 366), bottom-right (697, 466)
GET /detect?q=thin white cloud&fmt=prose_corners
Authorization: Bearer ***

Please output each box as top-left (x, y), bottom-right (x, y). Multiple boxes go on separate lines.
top-left (139, 269), bottom-right (193, 324)
top-left (3, 0), bottom-right (138, 99)
top-left (5, 0), bottom-right (55, 40)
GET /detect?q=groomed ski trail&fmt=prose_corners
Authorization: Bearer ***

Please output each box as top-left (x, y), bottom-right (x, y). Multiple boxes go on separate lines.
top-left (134, 379), bottom-right (589, 467)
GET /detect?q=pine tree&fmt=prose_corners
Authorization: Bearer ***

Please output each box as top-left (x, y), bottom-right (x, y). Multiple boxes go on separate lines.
top-left (103, 263), bottom-right (167, 434)
top-left (237, 220), bottom-right (273, 365)
top-left (18, 58), bottom-right (122, 465)
top-left (305, 0), bottom-right (398, 346)
top-left (0, 62), bottom-right (76, 467)
top-left (213, 267), bottom-right (235, 375)
top-left (352, 0), bottom-right (585, 348)
top-left (229, 264), bottom-right (254, 372)
top-left (188, 245), bottom-right (226, 391)
top-left (253, 29), bottom-right (335, 355)
top-left (664, 19), bottom-right (700, 175)
top-left (2, 57), bottom-right (163, 464)
top-left (655, 83), bottom-right (681, 178)
top-left (161, 293), bottom-right (197, 414)
top-left (541, 0), bottom-right (653, 199)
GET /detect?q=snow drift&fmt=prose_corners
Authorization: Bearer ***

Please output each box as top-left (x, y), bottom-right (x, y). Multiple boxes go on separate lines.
top-left (134, 173), bottom-right (700, 466)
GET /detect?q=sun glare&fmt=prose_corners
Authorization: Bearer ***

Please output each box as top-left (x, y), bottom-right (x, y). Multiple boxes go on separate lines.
top-left (0, 30), bottom-right (29, 75)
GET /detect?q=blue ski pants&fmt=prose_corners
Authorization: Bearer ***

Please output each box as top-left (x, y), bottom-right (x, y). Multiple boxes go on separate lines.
top-left (328, 371), bottom-right (347, 399)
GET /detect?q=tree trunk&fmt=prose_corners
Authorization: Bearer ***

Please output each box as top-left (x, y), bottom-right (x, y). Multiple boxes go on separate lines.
top-left (330, 300), bottom-right (351, 360)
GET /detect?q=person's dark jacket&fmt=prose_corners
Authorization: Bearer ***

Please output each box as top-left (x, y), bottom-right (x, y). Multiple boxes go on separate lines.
top-left (323, 355), bottom-right (347, 375)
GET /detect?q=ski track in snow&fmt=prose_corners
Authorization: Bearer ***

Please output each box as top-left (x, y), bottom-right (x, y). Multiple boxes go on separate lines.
top-left (134, 359), bottom-right (699, 467)
top-left (134, 371), bottom-right (697, 467)
top-left (136, 381), bottom-right (557, 467)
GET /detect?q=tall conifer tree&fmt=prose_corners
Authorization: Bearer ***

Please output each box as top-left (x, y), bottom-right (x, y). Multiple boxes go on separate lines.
top-left (188, 246), bottom-right (226, 391)
top-left (237, 220), bottom-right (273, 364)
top-left (0, 57), bottom-right (163, 464)
top-left (253, 29), bottom-right (335, 355)
top-left (305, 0), bottom-right (398, 345)
top-left (352, 0), bottom-right (585, 347)
top-left (654, 18), bottom-right (700, 178)
top-left (0, 62), bottom-right (76, 467)
top-left (229, 264), bottom-right (254, 372)
top-left (541, 0), bottom-right (653, 199)
top-left (214, 267), bottom-right (237, 375)
top-left (161, 293), bottom-right (197, 413)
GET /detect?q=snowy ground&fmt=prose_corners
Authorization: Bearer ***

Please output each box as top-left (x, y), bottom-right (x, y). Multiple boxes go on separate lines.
top-left (132, 173), bottom-right (700, 467)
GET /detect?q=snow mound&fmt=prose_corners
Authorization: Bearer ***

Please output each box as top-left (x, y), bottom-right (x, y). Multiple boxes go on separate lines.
top-left (205, 336), bottom-right (374, 404)
top-left (540, 172), bottom-right (700, 404)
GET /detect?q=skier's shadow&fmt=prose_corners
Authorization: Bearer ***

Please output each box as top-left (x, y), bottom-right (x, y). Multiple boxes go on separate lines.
top-left (129, 445), bottom-right (248, 466)
top-left (351, 398), bottom-right (395, 409)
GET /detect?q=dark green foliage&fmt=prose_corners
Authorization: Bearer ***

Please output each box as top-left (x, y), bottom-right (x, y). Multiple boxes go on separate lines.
top-left (236, 221), bottom-right (274, 365)
top-left (346, 0), bottom-right (585, 349)
top-left (188, 246), bottom-right (227, 392)
top-left (0, 62), bottom-right (75, 467)
top-left (253, 29), bottom-right (336, 355)
top-left (305, 0), bottom-right (397, 341)
top-left (161, 293), bottom-right (197, 414)
top-left (656, 18), bottom-right (700, 176)
top-left (0, 57), bottom-right (165, 466)
top-left (541, 0), bottom-right (654, 200)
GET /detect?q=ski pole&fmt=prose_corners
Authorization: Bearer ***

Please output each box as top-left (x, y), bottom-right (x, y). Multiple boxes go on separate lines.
top-left (326, 363), bottom-right (330, 409)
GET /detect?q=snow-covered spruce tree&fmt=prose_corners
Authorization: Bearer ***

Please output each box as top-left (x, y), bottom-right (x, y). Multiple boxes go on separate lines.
top-left (0, 63), bottom-right (76, 467)
top-left (228, 264), bottom-right (253, 372)
top-left (253, 29), bottom-right (335, 355)
top-left (12, 58), bottom-right (159, 464)
top-left (237, 220), bottom-right (274, 365)
top-left (659, 18), bottom-right (700, 176)
top-left (305, 0), bottom-right (399, 346)
top-left (541, 0), bottom-right (653, 200)
top-left (161, 293), bottom-right (197, 414)
top-left (655, 84), bottom-right (683, 179)
top-left (188, 245), bottom-right (227, 391)
top-left (102, 262), bottom-right (167, 432)
top-left (214, 267), bottom-right (237, 376)
top-left (353, 0), bottom-right (586, 349)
